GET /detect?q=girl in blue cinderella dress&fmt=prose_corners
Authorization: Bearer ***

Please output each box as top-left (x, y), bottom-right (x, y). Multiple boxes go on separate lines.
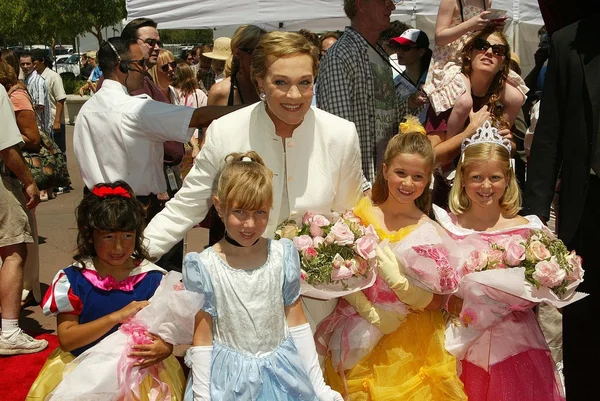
top-left (183, 151), bottom-right (342, 401)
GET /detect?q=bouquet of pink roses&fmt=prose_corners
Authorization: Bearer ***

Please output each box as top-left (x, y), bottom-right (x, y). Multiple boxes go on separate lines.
top-left (274, 211), bottom-right (378, 299)
top-left (460, 228), bottom-right (584, 302)
top-left (445, 228), bottom-right (588, 362)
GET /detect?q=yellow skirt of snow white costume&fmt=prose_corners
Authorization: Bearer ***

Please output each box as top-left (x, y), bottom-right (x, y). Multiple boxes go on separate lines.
top-left (324, 310), bottom-right (467, 401)
top-left (25, 347), bottom-right (186, 400)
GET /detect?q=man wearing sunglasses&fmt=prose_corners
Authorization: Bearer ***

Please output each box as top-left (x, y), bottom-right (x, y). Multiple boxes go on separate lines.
top-left (74, 37), bottom-right (240, 230)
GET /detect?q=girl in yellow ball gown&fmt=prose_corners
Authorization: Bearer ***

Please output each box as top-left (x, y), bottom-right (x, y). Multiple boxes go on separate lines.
top-left (316, 117), bottom-right (467, 401)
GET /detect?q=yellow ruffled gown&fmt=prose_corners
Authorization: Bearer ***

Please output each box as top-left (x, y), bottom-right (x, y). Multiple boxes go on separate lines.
top-left (323, 197), bottom-right (466, 401)
top-left (26, 347), bottom-right (185, 400)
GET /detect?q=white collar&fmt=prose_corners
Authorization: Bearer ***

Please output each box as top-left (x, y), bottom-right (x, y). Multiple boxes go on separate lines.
top-left (73, 257), bottom-right (166, 277)
top-left (432, 204), bottom-right (544, 237)
top-left (102, 79), bottom-right (131, 96)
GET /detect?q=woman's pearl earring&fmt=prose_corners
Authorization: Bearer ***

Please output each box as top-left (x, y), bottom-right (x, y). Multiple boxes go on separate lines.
top-left (259, 92), bottom-right (266, 101)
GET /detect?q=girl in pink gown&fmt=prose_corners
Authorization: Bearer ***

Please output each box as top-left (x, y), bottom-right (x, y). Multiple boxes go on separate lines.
top-left (433, 123), bottom-right (565, 401)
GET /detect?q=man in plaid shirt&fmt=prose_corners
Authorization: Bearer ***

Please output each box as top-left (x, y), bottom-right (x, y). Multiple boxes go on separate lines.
top-left (318, 0), bottom-right (402, 191)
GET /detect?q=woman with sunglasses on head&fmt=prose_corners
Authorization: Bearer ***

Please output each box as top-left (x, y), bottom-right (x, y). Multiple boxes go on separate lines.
top-left (426, 26), bottom-right (518, 209)
top-left (389, 29), bottom-right (433, 123)
top-left (423, 0), bottom-right (526, 144)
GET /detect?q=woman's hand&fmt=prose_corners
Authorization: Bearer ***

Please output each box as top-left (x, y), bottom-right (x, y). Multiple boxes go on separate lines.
top-left (111, 300), bottom-right (149, 324)
top-left (466, 106), bottom-right (490, 136)
top-left (130, 332), bottom-right (174, 369)
top-left (467, 11), bottom-right (492, 32)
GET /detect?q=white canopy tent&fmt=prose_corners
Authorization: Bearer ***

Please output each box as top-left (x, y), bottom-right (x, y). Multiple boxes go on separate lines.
top-left (126, 0), bottom-right (544, 75)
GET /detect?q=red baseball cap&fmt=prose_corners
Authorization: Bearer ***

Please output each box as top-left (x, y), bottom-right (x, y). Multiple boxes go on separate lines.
top-left (389, 29), bottom-right (430, 48)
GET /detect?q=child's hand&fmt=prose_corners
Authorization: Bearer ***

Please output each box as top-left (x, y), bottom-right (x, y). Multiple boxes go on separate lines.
top-left (112, 300), bottom-right (149, 324)
top-left (467, 11), bottom-right (492, 31)
top-left (466, 106), bottom-right (490, 134)
top-left (408, 91), bottom-right (428, 109)
top-left (130, 332), bottom-right (174, 369)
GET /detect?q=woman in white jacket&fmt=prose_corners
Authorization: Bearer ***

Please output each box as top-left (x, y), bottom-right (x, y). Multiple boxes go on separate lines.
top-left (143, 31), bottom-right (364, 330)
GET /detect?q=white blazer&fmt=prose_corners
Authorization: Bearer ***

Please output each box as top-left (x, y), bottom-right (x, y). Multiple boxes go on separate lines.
top-left (144, 101), bottom-right (363, 259)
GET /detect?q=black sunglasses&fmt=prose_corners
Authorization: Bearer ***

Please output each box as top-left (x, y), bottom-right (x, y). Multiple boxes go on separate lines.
top-left (124, 58), bottom-right (146, 68)
top-left (473, 38), bottom-right (507, 57)
top-left (395, 44), bottom-right (417, 52)
top-left (160, 61), bottom-right (177, 72)
top-left (139, 38), bottom-right (162, 48)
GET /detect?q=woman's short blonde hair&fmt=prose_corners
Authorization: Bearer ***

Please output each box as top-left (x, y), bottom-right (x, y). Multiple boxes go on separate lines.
top-left (224, 24), bottom-right (266, 77)
top-left (148, 49), bottom-right (174, 85)
top-left (449, 142), bottom-right (521, 217)
top-left (250, 31), bottom-right (319, 92)
top-left (215, 151), bottom-right (274, 212)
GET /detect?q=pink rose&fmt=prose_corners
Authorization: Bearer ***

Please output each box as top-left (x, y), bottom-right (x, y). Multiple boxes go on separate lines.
top-left (330, 221), bottom-right (355, 246)
top-left (330, 212), bottom-right (341, 223)
top-left (312, 215), bottom-right (331, 227)
top-left (527, 240), bottom-right (551, 262)
top-left (503, 237), bottom-right (526, 266)
top-left (173, 282), bottom-right (185, 291)
top-left (293, 235), bottom-right (313, 251)
top-left (300, 269), bottom-right (308, 281)
top-left (332, 253), bottom-right (344, 269)
top-left (354, 235), bottom-right (378, 261)
top-left (462, 250), bottom-right (487, 274)
top-left (533, 256), bottom-right (566, 288)
top-left (309, 222), bottom-right (324, 237)
top-left (345, 258), bottom-right (360, 274)
top-left (356, 257), bottom-right (369, 275)
top-left (331, 265), bottom-right (354, 281)
top-left (342, 210), bottom-right (362, 224)
top-left (363, 224), bottom-right (379, 242)
top-left (303, 247), bottom-right (318, 261)
top-left (566, 251), bottom-right (584, 281)
top-left (312, 236), bottom-right (325, 249)
top-left (302, 212), bottom-right (315, 225)
top-left (487, 249), bottom-right (505, 269)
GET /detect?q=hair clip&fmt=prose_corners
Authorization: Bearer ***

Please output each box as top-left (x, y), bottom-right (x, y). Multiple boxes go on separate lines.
top-left (241, 156), bottom-right (253, 162)
top-left (461, 120), bottom-right (511, 154)
top-left (91, 186), bottom-right (131, 199)
top-left (399, 115), bottom-right (426, 136)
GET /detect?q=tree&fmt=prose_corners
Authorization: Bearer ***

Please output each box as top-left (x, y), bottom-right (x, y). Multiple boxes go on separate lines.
top-left (0, 0), bottom-right (125, 51)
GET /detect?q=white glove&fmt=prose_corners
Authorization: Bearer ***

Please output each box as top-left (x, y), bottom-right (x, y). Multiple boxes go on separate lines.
top-left (186, 345), bottom-right (213, 401)
top-left (289, 323), bottom-right (344, 401)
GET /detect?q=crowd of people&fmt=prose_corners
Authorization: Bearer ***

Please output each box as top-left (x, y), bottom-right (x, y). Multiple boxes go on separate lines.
top-left (0, 0), bottom-right (598, 400)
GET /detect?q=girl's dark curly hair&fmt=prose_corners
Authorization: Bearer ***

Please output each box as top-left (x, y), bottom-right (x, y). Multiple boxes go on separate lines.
top-left (461, 26), bottom-right (512, 129)
top-left (74, 181), bottom-right (150, 265)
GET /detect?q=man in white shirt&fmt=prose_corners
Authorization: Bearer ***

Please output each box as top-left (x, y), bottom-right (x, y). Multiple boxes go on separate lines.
top-left (20, 52), bottom-right (51, 134)
top-left (31, 51), bottom-right (67, 153)
top-left (74, 37), bottom-right (238, 216)
top-left (0, 85), bottom-right (46, 355)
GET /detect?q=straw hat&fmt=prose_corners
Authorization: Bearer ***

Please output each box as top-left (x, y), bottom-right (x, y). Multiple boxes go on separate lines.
top-left (202, 37), bottom-right (232, 61)
top-left (86, 51), bottom-right (97, 59)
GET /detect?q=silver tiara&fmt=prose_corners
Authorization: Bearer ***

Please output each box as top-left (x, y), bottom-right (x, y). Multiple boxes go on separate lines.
top-left (461, 120), bottom-right (511, 154)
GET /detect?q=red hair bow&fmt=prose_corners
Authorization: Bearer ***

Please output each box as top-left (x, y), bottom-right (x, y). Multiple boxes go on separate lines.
top-left (91, 186), bottom-right (131, 199)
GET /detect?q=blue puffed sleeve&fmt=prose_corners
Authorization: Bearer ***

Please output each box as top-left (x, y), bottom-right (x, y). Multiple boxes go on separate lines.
top-left (280, 239), bottom-right (301, 306)
top-left (182, 252), bottom-right (217, 317)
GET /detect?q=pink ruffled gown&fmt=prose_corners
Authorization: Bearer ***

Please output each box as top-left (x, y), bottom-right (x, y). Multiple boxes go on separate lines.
top-left (434, 205), bottom-right (565, 401)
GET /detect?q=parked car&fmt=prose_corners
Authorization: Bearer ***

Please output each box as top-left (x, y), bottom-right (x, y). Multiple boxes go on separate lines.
top-left (55, 53), bottom-right (81, 78)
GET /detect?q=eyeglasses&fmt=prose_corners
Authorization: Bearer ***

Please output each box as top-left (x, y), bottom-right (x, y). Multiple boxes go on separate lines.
top-left (138, 38), bottom-right (162, 48)
top-left (472, 38), bottom-right (507, 57)
top-left (124, 58), bottom-right (146, 68)
top-left (160, 61), bottom-right (177, 72)
top-left (395, 44), bottom-right (417, 52)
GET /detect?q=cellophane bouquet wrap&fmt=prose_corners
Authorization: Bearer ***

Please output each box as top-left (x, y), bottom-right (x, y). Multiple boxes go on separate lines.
top-left (387, 221), bottom-right (463, 294)
top-left (275, 211), bottom-right (378, 300)
top-left (446, 228), bottom-right (588, 361)
top-left (45, 272), bottom-right (204, 401)
top-left (316, 220), bottom-right (463, 372)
